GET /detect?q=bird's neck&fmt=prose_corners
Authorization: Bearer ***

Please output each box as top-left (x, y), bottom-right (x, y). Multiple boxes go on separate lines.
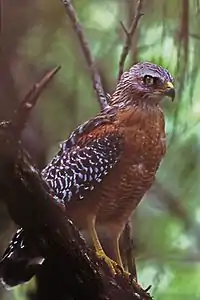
top-left (113, 102), bottom-right (164, 128)
top-left (105, 92), bottom-right (165, 131)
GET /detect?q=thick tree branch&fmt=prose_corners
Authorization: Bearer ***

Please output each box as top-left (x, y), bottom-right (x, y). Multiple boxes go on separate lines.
top-left (61, 0), bottom-right (108, 109)
top-left (118, 0), bottom-right (144, 81)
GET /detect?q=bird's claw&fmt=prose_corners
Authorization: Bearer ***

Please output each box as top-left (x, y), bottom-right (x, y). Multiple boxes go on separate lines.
top-left (96, 249), bottom-right (131, 278)
top-left (96, 249), bottom-right (118, 275)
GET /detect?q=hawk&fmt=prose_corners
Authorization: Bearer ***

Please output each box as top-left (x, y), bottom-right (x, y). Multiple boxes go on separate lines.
top-left (0, 62), bottom-right (175, 287)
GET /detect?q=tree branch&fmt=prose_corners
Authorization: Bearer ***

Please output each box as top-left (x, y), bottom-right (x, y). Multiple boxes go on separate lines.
top-left (10, 66), bottom-right (60, 142)
top-left (118, 0), bottom-right (144, 81)
top-left (121, 222), bottom-right (138, 281)
top-left (61, 0), bottom-right (108, 109)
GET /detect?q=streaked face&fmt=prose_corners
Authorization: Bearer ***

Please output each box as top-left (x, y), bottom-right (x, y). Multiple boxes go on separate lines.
top-left (129, 62), bottom-right (175, 102)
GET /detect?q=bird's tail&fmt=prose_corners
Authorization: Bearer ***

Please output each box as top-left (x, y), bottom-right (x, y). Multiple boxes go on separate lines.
top-left (0, 228), bottom-right (44, 289)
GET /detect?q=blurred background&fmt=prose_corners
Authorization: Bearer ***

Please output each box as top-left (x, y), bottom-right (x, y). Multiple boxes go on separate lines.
top-left (1, 0), bottom-right (200, 299)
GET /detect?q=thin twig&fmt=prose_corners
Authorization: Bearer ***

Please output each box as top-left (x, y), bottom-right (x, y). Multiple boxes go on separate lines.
top-left (61, 0), bottom-right (108, 109)
top-left (118, 0), bottom-right (144, 81)
top-left (11, 66), bottom-right (60, 140)
top-left (122, 222), bottom-right (138, 280)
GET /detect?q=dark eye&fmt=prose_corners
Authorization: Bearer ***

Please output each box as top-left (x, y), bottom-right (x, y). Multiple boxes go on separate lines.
top-left (143, 75), bottom-right (155, 86)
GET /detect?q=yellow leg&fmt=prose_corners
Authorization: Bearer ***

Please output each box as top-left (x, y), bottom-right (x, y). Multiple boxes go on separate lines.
top-left (87, 216), bottom-right (120, 276)
top-left (112, 237), bottom-right (131, 278)
top-left (113, 237), bottom-right (124, 268)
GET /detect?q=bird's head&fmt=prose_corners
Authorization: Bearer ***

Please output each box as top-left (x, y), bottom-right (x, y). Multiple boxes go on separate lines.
top-left (111, 62), bottom-right (175, 107)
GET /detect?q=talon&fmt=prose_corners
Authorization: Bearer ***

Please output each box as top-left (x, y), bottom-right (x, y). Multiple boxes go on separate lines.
top-left (96, 249), bottom-right (119, 275)
top-left (120, 268), bottom-right (131, 279)
top-left (96, 249), bottom-right (132, 278)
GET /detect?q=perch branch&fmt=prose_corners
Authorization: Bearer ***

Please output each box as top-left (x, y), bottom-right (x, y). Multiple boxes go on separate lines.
top-left (118, 0), bottom-right (144, 81)
top-left (61, 0), bottom-right (108, 109)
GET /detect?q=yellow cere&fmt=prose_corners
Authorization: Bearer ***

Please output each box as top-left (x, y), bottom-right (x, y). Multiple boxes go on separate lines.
top-left (165, 81), bottom-right (174, 89)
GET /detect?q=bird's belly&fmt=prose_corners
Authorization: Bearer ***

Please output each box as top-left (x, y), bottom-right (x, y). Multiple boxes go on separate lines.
top-left (66, 128), bottom-right (165, 231)
top-left (97, 139), bottom-right (164, 226)
top-left (97, 166), bottom-right (153, 224)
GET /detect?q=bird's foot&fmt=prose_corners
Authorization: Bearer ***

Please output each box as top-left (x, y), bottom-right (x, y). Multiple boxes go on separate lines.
top-left (96, 249), bottom-right (121, 275)
top-left (96, 249), bottom-right (129, 277)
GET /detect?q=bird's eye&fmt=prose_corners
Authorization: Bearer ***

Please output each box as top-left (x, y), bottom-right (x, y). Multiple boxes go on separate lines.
top-left (143, 75), bottom-right (155, 86)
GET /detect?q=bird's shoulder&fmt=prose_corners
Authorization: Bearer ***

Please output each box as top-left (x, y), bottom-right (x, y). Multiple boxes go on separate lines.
top-left (41, 106), bottom-right (124, 204)
top-left (61, 105), bottom-right (119, 151)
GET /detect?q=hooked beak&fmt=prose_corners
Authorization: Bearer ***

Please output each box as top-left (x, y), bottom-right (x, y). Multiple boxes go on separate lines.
top-left (164, 81), bottom-right (175, 101)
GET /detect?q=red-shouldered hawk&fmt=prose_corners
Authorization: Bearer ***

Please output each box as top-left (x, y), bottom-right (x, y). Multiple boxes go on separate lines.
top-left (0, 62), bottom-right (175, 287)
